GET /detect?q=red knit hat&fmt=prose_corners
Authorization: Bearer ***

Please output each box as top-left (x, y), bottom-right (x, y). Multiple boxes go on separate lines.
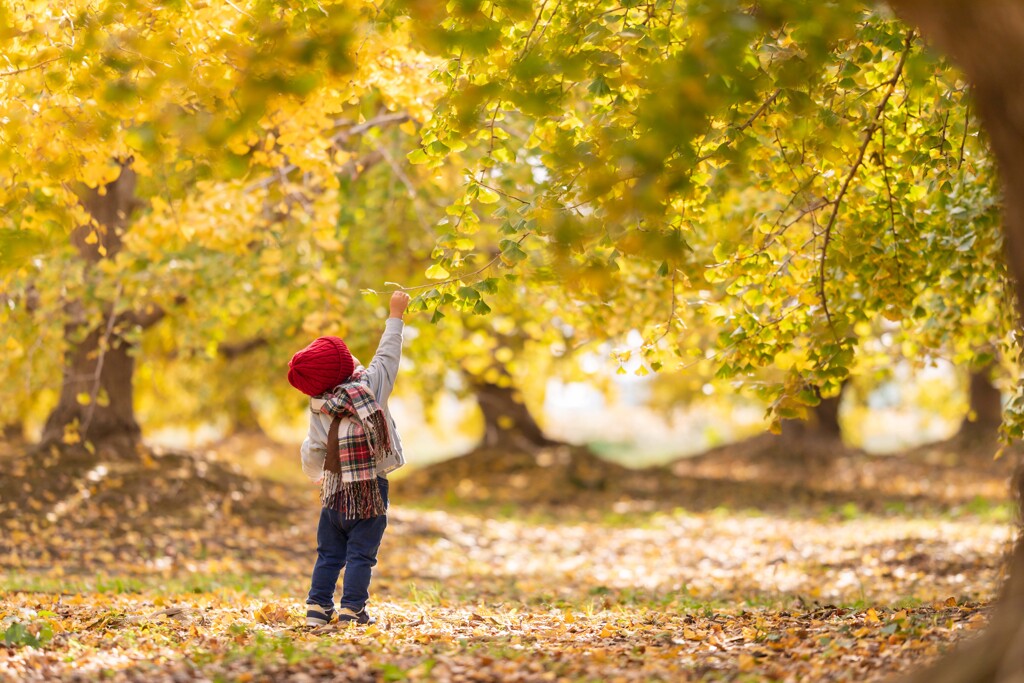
top-left (287, 336), bottom-right (356, 396)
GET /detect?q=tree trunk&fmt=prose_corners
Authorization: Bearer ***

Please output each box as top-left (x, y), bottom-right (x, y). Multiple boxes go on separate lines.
top-left (2, 422), bottom-right (24, 442)
top-left (958, 367), bottom-right (1003, 440)
top-left (780, 383), bottom-right (845, 440)
top-left (224, 393), bottom-right (266, 437)
top-left (41, 162), bottom-right (145, 455)
top-left (472, 380), bottom-right (556, 451)
top-left (41, 325), bottom-right (141, 453)
top-left (887, 2), bottom-right (1024, 680)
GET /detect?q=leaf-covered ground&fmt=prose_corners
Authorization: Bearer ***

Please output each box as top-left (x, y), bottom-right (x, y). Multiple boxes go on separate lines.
top-left (0, 436), bottom-right (1018, 682)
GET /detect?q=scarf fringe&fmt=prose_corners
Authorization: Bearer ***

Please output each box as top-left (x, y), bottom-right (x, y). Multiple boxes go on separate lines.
top-left (321, 470), bottom-right (387, 519)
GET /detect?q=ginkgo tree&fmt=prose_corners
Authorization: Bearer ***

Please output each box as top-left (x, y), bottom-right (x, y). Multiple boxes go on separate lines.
top-left (0, 0), bottom-right (444, 454)
top-left (393, 0), bottom-right (1007, 428)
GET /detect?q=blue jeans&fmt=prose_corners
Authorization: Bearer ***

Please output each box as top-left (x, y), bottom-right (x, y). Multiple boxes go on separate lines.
top-left (307, 477), bottom-right (389, 611)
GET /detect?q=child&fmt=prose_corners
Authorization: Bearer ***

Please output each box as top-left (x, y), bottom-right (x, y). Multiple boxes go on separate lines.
top-left (287, 291), bottom-right (410, 626)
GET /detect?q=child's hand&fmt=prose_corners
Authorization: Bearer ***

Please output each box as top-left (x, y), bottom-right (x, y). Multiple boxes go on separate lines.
top-left (389, 291), bottom-right (411, 319)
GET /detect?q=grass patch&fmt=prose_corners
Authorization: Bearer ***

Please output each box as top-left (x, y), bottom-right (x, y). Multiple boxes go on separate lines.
top-left (0, 571), bottom-right (285, 597)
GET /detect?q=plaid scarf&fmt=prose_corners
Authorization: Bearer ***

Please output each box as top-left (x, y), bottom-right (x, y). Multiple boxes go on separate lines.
top-left (318, 371), bottom-right (393, 519)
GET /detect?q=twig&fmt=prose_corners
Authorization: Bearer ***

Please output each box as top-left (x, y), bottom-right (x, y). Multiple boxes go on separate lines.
top-left (0, 57), bottom-right (62, 78)
top-left (880, 113), bottom-right (903, 288)
top-left (224, 0), bottom-right (254, 19)
top-left (368, 137), bottom-right (435, 232)
top-left (957, 102), bottom-right (970, 170)
top-left (516, 0), bottom-right (550, 62)
top-left (245, 113), bottom-right (410, 192)
top-left (648, 269), bottom-right (679, 346)
top-left (396, 233), bottom-right (532, 292)
top-left (476, 180), bottom-right (530, 204)
top-left (738, 88), bottom-right (781, 131)
top-left (818, 31), bottom-right (914, 338)
top-left (696, 88), bottom-right (782, 163)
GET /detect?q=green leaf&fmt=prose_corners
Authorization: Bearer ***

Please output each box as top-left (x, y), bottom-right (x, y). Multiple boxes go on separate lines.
top-left (472, 299), bottom-right (492, 315)
top-left (500, 239), bottom-right (528, 263)
top-left (430, 308), bottom-right (445, 324)
top-left (476, 277), bottom-right (499, 294)
top-left (712, 242), bottom-right (732, 263)
top-left (428, 140), bottom-right (450, 155)
top-left (407, 295), bottom-right (428, 313)
top-left (407, 148), bottom-right (429, 165)
top-left (588, 75), bottom-right (612, 96)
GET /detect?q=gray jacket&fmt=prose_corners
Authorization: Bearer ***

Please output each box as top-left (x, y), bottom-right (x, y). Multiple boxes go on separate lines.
top-left (300, 318), bottom-right (406, 481)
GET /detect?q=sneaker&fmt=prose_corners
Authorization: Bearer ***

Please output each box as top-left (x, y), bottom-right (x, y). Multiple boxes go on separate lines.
top-left (336, 606), bottom-right (375, 625)
top-left (305, 604), bottom-right (335, 627)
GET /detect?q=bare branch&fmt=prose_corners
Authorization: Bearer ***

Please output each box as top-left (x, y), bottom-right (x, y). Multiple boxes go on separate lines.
top-left (219, 337), bottom-right (268, 360)
top-left (245, 113), bottom-right (410, 192)
top-left (0, 57), bottom-right (62, 78)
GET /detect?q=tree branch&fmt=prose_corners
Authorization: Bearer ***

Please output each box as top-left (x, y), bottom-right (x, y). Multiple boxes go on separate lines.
top-left (818, 31), bottom-right (914, 337)
top-left (219, 337), bottom-right (268, 360)
top-left (245, 113), bottom-right (410, 192)
top-left (880, 113), bottom-right (903, 288)
top-left (0, 57), bottom-right (62, 78)
top-left (957, 102), bottom-right (970, 170)
top-left (398, 233), bottom-right (532, 292)
top-left (696, 88), bottom-right (782, 163)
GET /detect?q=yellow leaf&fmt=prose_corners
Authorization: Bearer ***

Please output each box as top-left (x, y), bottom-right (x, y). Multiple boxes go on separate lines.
top-left (62, 423), bottom-right (81, 445)
top-left (738, 654), bottom-right (757, 672)
top-left (865, 608), bottom-right (880, 623)
top-left (476, 186), bottom-right (500, 204)
top-left (425, 263), bottom-right (450, 280)
top-left (254, 602), bottom-right (290, 624)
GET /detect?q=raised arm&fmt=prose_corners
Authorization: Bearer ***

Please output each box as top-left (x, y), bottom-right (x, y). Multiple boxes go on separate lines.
top-left (363, 291), bottom-right (410, 405)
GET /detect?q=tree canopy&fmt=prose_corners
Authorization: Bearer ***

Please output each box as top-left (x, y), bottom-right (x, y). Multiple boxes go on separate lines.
top-left (388, 0), bottom-right (1007, 428)
top-left (0, 0), bottom-right (1012, 444)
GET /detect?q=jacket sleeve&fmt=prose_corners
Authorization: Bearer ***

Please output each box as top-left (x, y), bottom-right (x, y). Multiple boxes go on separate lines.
top-left (363, 318), bottom-right (404, 405)
top-left (300, 411), bottom-right (327, 481)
